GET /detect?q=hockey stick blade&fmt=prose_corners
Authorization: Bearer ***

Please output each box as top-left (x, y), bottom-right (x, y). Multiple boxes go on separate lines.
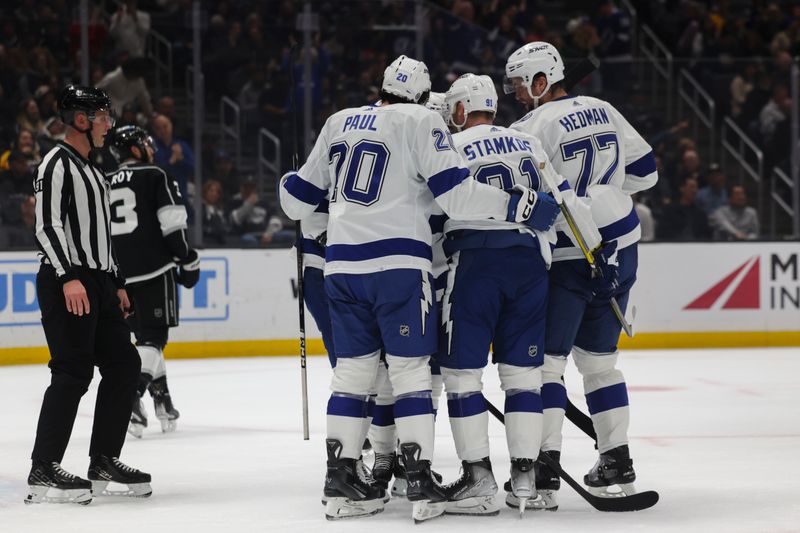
top-left (537, 452), bottom-right (659, 512)
top-left (485, 400), bottom-right (659, 512)
top-left (562, 54), bottom-right (600, 92)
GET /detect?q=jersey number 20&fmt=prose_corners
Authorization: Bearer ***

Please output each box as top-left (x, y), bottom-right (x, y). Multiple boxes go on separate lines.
top-left (328, 140), bottom-right (390, 206)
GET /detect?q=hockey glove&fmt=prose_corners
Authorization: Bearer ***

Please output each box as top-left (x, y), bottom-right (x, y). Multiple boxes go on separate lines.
top-left (590, 241), bottom-right (619, 300)
top-left (506, 185), bottom-right (560, 232)
top-left (175, 249), bottom-right (201, 289)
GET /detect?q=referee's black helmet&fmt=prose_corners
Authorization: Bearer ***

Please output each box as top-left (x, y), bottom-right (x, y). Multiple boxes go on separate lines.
top-left (58, 85), bottom-right (112, 125)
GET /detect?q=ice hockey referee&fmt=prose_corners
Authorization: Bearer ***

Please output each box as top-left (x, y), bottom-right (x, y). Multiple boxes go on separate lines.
top-left (26, 85), bottom-right (152, 506)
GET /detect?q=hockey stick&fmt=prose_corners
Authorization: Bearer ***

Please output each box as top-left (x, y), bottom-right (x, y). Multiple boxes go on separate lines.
top-left (562, 54), bottom-right (600, 92)
top-left (553, 55), bottom-right (634, 337)
top-left (537, 159), bottom-right (634, 337)
top-left (484, 400), bottom-right (658, 512)
top-left (288, 42), bottom-right (310, 440)
top-left (566, 398), bottom-right (597, 444)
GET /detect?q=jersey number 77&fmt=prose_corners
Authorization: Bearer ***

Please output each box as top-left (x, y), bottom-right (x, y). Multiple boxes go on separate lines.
top-left (560, 131), bottom-right (619, 196)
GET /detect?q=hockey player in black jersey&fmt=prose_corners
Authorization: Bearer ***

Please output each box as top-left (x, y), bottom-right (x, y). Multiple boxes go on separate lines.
top-left (107, 125), bottom-right (200, 438)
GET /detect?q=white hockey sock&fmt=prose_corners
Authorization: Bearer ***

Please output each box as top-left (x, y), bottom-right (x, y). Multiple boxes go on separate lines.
top-left (386, 355), bottom-right (435, 462)
top-left (368, 363), bottom-right (396, 455)
top-left (540, 356), bottom-right (568, 452)
top-left (137, 345), bottom-right (161, 378)
top-left (447, 391), bottom-right (489, 461)
top-left (574, 348), bottom-right (630, 453)
top-left (327, 393), bottom-right (371, 459)
top-left (393, 392), bottom-right (435, 461)
top-left (504, 389), bottom-right (543, 460)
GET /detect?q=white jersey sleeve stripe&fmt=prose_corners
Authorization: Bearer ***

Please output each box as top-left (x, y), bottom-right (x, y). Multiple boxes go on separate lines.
top-left (427, 167), bottom-right (469, 198)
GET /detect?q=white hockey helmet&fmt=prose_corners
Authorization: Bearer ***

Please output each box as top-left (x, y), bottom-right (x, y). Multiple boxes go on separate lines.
top-left (381, 55), bottom-right (431, 104)
top-left (504, 41), bottom-right (565, 107)
top-left (445, 73), bottom-right (498, 130)
top-left (425, 92), bottom-right (449, 121)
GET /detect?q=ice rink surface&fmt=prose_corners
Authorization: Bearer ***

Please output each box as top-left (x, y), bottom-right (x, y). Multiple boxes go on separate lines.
top-left (1, 348), bottom-right (799, 533)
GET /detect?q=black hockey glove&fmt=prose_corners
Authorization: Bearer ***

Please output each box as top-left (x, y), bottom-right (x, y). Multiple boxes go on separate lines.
top-left (590, 241), bottom-right (619, 300)
top-left (175, 249), bottom-right (201, 289)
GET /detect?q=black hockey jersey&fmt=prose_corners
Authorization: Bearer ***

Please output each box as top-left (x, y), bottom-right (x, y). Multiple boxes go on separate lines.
top-left (107, 162), bottom-right (191, 283)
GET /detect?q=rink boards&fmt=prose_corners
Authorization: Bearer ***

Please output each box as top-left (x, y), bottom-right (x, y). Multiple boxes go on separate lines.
top-left (1, 242), bottom-right (799, 364)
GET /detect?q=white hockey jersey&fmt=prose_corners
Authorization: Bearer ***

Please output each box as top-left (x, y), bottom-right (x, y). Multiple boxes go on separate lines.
top-left (511, 95), bottom-right (657, 261)
top-left (447, 123), bottom-right (600, 267)
top-left (280, 103), bottom-right (512, 275)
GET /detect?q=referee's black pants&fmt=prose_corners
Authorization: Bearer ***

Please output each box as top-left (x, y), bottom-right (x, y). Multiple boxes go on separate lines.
top-left (31, 264), bottom-right (141, 464)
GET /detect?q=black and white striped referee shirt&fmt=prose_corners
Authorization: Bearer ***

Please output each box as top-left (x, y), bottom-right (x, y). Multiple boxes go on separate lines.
top-left (34, 141), bottom-right (124, 286)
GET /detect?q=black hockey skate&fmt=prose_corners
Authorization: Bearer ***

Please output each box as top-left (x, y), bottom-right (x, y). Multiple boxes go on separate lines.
top-left (25, 461), bottom-right (92, 505)
top-left (149, 378), bottom-right (179, 433)
top-left (324, 439), bottom-right (385, 520)
top-left (128, 398), bottom-right (148, 439)
top-left (88, 455), bottom-right (152, 498)
top-left (400, 442), bottom-right (446, 523)
top-left (371, 451), bottom-right (395, 491)
top-left (584, 445), bottom-right (637, 497)
top-left (505, 450), bottom-right (560, 511)
top-left (443, 457), bottom-right (499, 516)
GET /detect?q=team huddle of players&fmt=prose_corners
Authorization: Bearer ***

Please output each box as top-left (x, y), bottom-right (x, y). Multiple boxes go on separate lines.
top-left (279, 40), bottom-right (658, 522)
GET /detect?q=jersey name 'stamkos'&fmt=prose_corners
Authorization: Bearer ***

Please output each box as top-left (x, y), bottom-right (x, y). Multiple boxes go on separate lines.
top-left (107, 162), bottom-right (190, 283)
top-left (280, 103), bottom-right (511, 275)
top-left (34, 142), bottom-right (122, 283)
top-left (447, 124), bottom-right (558, 263)
top-left (511, 95), bottom-right (657, 261)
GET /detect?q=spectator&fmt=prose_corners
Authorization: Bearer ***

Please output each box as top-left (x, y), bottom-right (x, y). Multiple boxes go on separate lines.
top-left (695, 163), bottom-right (729, 216)
top-left (759, 83), bottom-right (789, 145)
top-left (0, 129), bottom-right (41, 171)
top-left (226, 175), bottom-right (291, 246)
top-left (36, 116), bottom-right (66, 154)
top-left (96, 57), bottom-right (154, 117)
top-left (201, 179), bottom-right (228, 245)
top-left (711, 185), bottom-right (759, 241)
top-left (0, 194), bottom-right (36, 249)
top-left (19, 48), bottom-right (57, 99)
top-left (109, 0), bottom-right (151, 58)
top-left (34, 84), bottom-right (57, 121)
top-left (155, 96), bottom-right (187, 138)
top-left (17, 98), bottom-right (43, 133)
top-left (657, 177), bottom-right (712, 240)
top-left (152, 114), bottom-right (194, 203)
top-left (0, 150), bottom-right (35, 196)
top-left (730, 63), bottom-right (758, 118)
top-left (211, 149), bottom-right (239, 197)
top-left (674, 148), bottom-right (701, 191)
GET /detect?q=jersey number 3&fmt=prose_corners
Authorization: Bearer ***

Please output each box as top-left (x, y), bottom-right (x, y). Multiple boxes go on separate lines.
top-left (110, 187), bottom-right (139, 236)
top-left (329, 140), bottom-right (390, 206)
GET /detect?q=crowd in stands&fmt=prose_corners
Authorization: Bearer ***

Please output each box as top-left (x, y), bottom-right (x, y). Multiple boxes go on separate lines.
top-left (2, 0), bottom-right (795, 250)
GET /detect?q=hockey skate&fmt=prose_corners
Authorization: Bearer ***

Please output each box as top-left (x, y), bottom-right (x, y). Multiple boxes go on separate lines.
top-left (127, 398), bottom-right (148, 438)
top-left (150, 384), bottom-right (179, 433)
top-left (88, 455), bottom-right (152, 498)
top-left (507, 458), bottom-right (536, 517)
top-left (376, 451), bottom-right (442, 498)
top-left (506, 450), bottom-right (560, 511)
top-left (584, 445), bottom-right (637, 498)
top-left (25, 461), bottom-right (92, 505)
top-left (443, 457), bottom-right (500, 516)
top-left (324, 439), bottom-right (385, 520)
top-left (400, 442), bottom-right (446, 523)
